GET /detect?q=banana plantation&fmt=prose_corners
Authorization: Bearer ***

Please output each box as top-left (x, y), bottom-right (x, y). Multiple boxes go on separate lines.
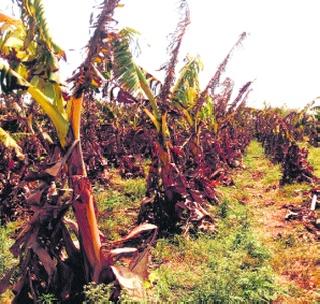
top-left (0, 1), bottom-right (319, 303)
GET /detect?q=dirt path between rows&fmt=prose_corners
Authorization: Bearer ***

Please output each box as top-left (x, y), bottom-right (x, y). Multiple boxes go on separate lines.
top-left (230, 141), bottom-right (320, 303)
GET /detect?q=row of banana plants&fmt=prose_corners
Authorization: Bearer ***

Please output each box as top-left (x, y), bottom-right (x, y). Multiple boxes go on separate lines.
top-left (255, 109), bottom-right (316, 185)
top-left (0, 0), bottom-right (254, 302)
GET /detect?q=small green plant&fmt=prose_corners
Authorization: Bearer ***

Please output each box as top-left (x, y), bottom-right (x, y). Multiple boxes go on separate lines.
top-left (83, 282), bottom-right (113, 304)
top-left (37, 293), bottom-right (58, 304)
top-left (218, 200), bottom-right (229, 218)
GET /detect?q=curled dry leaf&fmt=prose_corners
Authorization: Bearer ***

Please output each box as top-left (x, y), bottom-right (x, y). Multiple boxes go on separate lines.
top-left (111, 265), bottom-right (146, 301)
top-left (112, 223), bottom-right (158, 245)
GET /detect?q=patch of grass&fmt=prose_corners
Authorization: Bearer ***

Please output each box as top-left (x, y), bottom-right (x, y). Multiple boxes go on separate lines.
top-left (122, 178), bottom-right (146, 199)
top-left (278, 183), bottom-right (311, 204)
top-left (242, 140), bottom-right (281, 187)
top-left (148, 199), bottom-right (279, 303)
top-left (0, 222), bottom-right (17, 274)
top-left (96, 189), bottom-right (129, 211)
top-left (216, 186), bottom-right (238, 204)
top-left (83, 282), bottom-right (113, 304)
top-left (307, 144), bottom-right (320, 177)
top-left (96, 176), bottom-right (146, 211)
top-left (0, 222), bottom-right (18, 303)
top-left (96, 176), bottom-right (146, 241)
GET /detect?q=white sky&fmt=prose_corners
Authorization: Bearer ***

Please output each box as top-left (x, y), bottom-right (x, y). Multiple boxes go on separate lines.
top-left (1, 0), bottom-right (320, 109)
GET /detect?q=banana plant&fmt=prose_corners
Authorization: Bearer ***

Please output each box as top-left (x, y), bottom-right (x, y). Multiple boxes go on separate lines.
top-left (87, 0), bottom-right (218, 233)
top-left (96, 2), bottom-right (250, 233)
top-left (0, 1), bottom-right (157, 302)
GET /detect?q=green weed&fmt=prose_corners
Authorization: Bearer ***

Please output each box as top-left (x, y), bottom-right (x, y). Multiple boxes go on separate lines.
top-left (96, 176), bottom-right (146, 241)
top-left (83, 282), bottom-right (113, 304)
top-left (307, 145), bottom-right (320, 177)
top-left (0, 222), bottom-right (18, 303)
top-left (148, 200), bottom-right (279, 303)
top-left (0, 222), bottom-right (17, 274)
top-left (37, 293), bottom-right (58, 304)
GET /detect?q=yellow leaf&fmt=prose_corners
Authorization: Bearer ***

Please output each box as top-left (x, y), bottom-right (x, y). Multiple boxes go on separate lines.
top-left (27, 86), bottom-right (69, 147)
top-left (0, 62), bottom-right (69, 148)
top-left (143, 108), bottom-right (160, 132)
top-left (175, 103), bottom-right (193, 126)
top-left (0, 127), bottom-right (24, 160)
top-left (161, 113), bottom-right (170, 138)
top-left (186, 87), bottom-right (197, 105)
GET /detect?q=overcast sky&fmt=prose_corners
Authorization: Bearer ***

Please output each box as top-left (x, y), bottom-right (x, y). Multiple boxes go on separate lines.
top-left (1, 0), bottom-right (320, 109)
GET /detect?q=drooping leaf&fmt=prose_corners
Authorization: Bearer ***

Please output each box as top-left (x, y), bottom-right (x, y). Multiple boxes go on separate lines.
top-left (112, 223), bottom-right (158, 245)
top-left (112, 28), bottom-right (141, 94)
top-left (0, 127), bottom-right (24, 159)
